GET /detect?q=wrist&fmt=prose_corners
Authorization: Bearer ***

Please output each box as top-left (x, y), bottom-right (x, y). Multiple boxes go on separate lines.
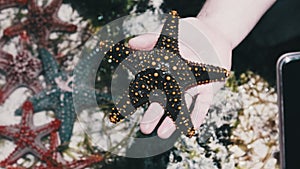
top-left (197, 0), bottom-right (276, 48)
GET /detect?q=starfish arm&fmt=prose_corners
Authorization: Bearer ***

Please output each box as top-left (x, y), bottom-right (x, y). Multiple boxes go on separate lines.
top-left (0, 77), bottom-right (19, 104)
top-left (120, 50), bottom-right (155, 74)
top-left (43, 132), bottom-right (65, 167)
top-left (188, 63), bottom-right (230, 84)
top-left (109, 91), bottom-right (133, 123)
top-left (29, 142), bottom-right (49, 160)
top-left (0, 0), bottom-right (27, 10)
top-left (34, 119), bottom-right (61, 140)
top-left (95, 90), bottom-right (112, 106)
top-left (38, 48), bottom-right (60, 86)
top-left (77, 42), bottom-right (121, 88)
top-left (27, 55), bottom-right (42, 72)
top-left (27, 0), bottom-right (38, 11)
top-left (0, 125), bottom-right (19, 140)
top-left (73, 87), bottom-right (111, 111)
top-left (56, 93), bottom-right (76, 146)
top-left (6, 166), bottom-right (25, 169)
top-left (99, 39), bottom-right (132, 70)
top-left (0, 0), bottom-right (17, 9)
top-left (49, 132), bottom-right (59, 153)
top-left (0, 146), bottom-right (29, 167)
top-left (154, 11), bottom-right (180, 55)
top-left (74, 63), bottom-right (96, 87)
top-left (15, 89), bottom-right (59, 116)
top-left (3, 20), bottom-right (30, 38)
top-left (0, 50), bottom-right (13, 61)
top-left (51, 19), bottom-right (77, 33)
top-left (30, 89), bottom-right (60, 112)
top-left (0, 60), bottom-right (11, 73)
top-left (29, 120), bottom-right (61, 160)
top-left (0, 50), bottom-right (13, 72)
top-left (97, 39), bottom-right (132, 90)
top-left (44, 0), bottom-right (62, 14)
top-left (0, 38), bottom-right (5, 48)
top-left (37, 27), bottom-right (51, 47)
top-left (26, 79), bottom-right (43, 94)
top-left (20, 101), bottom-right (34, 127)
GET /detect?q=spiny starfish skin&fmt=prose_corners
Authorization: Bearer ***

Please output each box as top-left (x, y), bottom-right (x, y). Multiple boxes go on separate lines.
top-left (96, 11), bottom-right (230, 137)
top-left (3, 0), bottom-right (77, 47)
top-left (0, 101), bottom-right (61, 167)
top-left (0, 33), bottom-right (42, 104)
top-left (43, 132), bottom-right (103, 169)
top-left (5, 128), bottom-right (103, 169)
top-left (29, 155), bottom-right (103, 169)
top-left (15, 48), bottom-right (111, 147)
top-left (38, 132), bottom-right (103, 169)
top-left (0, 0), bottom-right (27, 10)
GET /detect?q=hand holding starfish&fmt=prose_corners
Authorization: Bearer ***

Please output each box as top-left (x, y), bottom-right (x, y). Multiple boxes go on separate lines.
top-left (129, 0), bottom-right (276, 138)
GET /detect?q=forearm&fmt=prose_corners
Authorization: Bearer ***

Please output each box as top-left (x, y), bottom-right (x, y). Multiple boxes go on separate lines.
top-left (197, 0), bottom-right (276, 49)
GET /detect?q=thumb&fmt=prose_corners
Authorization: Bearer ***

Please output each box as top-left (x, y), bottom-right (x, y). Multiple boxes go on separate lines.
top-left (128, 33), bottom-right (159, 51)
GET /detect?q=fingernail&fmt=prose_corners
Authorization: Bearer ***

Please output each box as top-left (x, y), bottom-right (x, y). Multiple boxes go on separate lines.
top-left (128, 37), bottom-right (143, 47)
top-left (159, 126), bottom-right (176, 139)
top-left (140, 124), bottom-right (152, 134)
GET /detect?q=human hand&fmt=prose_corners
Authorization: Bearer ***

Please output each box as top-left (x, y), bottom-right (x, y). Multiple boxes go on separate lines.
top-left (128, 17), bottom-right (232, 139)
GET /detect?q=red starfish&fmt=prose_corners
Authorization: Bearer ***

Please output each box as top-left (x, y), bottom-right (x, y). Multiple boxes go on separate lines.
top-left (0, 101), bottom-right (61, 167)
top-left (0, 0), bottom-right (27, 10)
top-left (5, 132), bottom-right (104, 169)
top-left (3, 0), bottom-right (77, 47)
top-left (42, 132), bottom-right (104, 169)
top-left (0, 32), bottom-right (42, 104)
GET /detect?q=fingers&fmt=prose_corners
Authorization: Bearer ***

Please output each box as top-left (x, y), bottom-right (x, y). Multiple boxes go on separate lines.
top-left (190, 95), bottom-right (212, 129)
top-left (128, 33), bottom-right (159, 51)
top-left (128, 31), bottom-right (202, 64)
top-left (139, 102), bottom-right (177, 139)
top-left (140, 84), bottom-right (213, 138)
top-left (186, 84), bottom-right (213, 129)
top-left (140, 102), bottom-right (164, 134)
top-left (178, 39), bottom-right (203, 63)
top-left (185, 84), bottom-right (212, 106)
top-left (157, 117), bottom-right (176, 139)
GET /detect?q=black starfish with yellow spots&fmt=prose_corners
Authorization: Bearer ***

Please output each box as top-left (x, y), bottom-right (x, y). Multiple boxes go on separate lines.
top-left (97, 11), bottom-right (230, 137)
